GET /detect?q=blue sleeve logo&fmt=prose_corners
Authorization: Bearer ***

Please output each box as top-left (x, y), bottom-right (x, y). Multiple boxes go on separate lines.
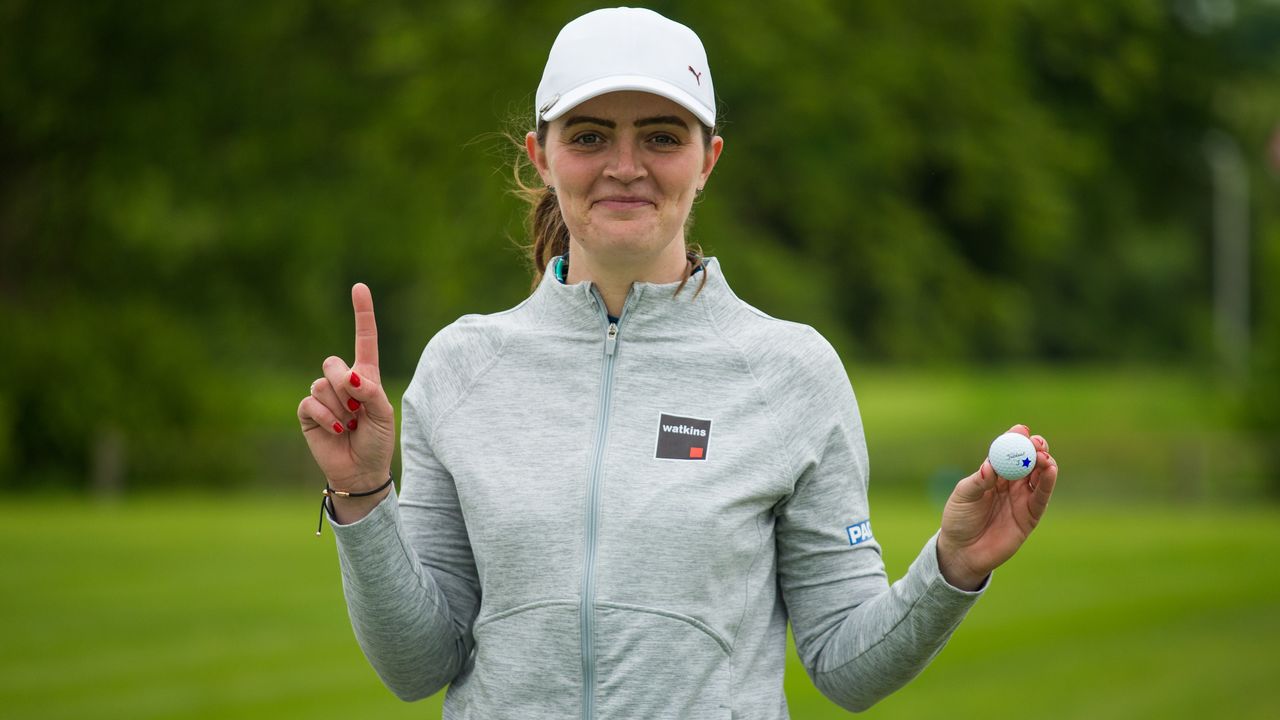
top-left (846, 520), bottom-right (873, 546)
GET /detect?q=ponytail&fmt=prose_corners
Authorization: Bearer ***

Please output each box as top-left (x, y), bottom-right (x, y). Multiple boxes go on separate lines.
top-left (510, 122), bottom-right (567, 289)
top-left (529, 188), bottom-right (571, 286)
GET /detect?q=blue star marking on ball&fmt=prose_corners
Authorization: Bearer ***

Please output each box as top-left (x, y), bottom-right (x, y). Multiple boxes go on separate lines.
top-left (1022, 457), bottom-right (1032, 468)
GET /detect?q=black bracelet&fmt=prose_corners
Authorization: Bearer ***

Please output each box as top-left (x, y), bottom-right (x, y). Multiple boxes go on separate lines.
top-left (315, 474), bottom-right (395, 536)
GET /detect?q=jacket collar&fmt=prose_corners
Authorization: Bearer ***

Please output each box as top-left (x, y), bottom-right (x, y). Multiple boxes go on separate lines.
top-left (530, 256), bottom-right (731, 337)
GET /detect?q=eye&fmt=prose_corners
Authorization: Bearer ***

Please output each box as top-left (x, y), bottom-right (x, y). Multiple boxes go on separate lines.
top-left (571, 132), bottom-right (604, 146)
top-left (649, 133), bottom-right (681, 146)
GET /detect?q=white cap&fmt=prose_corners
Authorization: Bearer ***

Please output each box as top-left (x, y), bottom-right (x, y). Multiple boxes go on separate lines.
top-left (535, 7), bottom-right (716, 128)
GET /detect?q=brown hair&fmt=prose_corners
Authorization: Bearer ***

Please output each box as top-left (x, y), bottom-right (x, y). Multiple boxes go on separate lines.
top-left (510, 119), bottom-right (716, 295)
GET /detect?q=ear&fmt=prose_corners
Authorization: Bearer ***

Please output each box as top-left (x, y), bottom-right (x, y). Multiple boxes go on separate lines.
top-left (526, 131), bottom-right (552, 186)
top-left (699, 135), bottom-right (724, 188)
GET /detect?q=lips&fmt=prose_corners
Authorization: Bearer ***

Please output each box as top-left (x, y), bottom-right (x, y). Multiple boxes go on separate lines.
top-left (594, 196), bottom-right (654, 210)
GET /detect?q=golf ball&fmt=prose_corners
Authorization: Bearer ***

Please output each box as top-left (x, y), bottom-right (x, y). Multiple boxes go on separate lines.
top-left (988, 432), bottom-right (1036, 481)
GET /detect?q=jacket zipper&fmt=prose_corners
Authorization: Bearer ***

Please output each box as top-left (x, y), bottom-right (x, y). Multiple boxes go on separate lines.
top-left (581, 302), bottom-right (622, 720)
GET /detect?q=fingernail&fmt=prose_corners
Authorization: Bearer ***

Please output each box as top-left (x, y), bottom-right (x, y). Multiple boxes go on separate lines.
top-left (350, 372), bottom-right (362, 388)
top-left (332, 422), bottom-right (344, 434)
top-left (347, 418), bottom-right (358, 431)
top-left (347, 398), bottom-right (360, 412)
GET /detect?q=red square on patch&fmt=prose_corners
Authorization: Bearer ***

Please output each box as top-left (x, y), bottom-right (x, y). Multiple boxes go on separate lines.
top-left (689, 447), bottom-right (704, 459)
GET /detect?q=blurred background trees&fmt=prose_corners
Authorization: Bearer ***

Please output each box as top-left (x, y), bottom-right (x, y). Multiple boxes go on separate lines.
top-left (1, 0), bottom-right (1276, 494)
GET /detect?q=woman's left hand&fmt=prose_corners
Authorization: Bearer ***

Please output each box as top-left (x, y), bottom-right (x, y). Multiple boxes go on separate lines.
top-left (936, 425), bottom-right (1058, 591)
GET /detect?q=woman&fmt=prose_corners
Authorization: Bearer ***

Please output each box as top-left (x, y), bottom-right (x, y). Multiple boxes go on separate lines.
top-left (297, 8), bottom-right (1058, 718)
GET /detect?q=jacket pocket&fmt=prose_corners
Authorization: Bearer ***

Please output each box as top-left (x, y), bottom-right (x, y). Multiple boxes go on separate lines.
top-left (447, 600), bottom-right (581, 719)
top-left (592, 602), bottom-right (733, 719)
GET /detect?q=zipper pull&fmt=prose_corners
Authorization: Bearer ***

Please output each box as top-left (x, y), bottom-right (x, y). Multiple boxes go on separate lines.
top-left (605, 322), bottom-right (618, 356)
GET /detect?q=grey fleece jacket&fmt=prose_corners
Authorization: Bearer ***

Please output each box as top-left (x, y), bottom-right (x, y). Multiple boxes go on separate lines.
top-left (329, 257), bottom-right (984, 719)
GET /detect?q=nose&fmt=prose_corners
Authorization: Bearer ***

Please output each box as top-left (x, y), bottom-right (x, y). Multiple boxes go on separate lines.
top-left (604, 140), bottom-right (646, 183)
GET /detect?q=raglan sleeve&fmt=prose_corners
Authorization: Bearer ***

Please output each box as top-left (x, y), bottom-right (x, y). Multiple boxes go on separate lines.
top-left (773, 329), bottom-right (986, 713)
top-left (327, 338), bottom-right (481, 702)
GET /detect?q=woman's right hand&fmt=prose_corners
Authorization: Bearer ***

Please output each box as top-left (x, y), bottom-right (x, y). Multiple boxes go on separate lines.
top-left (297, 283), bottom-right (397, 519)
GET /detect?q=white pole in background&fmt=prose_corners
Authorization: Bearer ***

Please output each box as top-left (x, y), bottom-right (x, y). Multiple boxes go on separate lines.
top-left (1204, 129), bottom-right (1251, 379)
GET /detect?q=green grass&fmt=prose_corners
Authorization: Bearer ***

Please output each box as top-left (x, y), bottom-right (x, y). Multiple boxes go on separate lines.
top-left (846, 366), bottom-right (1270, 502)
top-left (3, 495), bottom-right (1277, 719)
top-left (36, 365), bottom-right (1269, 716)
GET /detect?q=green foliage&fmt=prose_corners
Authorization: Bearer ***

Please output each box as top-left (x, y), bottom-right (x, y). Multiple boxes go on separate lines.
top-left (0, 0), bottom-right (1277, 489)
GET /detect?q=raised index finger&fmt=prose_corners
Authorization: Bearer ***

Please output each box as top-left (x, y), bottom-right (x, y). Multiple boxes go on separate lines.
top-left (352, 282), bottom-right (379, 371)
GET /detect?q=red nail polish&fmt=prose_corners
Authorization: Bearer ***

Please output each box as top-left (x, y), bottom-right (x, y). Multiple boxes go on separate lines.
top-left (350, 372), bottom-right (362, 388)
top-left (348, 398), bottom-right (360, 412)
top-left (347, 418), bottom-right (358, 431)
top-left (332, 422), bottom-right (344, 434)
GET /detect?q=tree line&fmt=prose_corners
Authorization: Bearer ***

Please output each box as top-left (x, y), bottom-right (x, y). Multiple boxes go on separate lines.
top-left (1, 0), bottom-right (1276, 492)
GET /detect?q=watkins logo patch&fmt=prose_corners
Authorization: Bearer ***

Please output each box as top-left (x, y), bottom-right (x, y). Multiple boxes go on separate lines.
top-left (655, 413), bottom-right (712, 461)
top-left (846, 520), bottom-right (873, 546)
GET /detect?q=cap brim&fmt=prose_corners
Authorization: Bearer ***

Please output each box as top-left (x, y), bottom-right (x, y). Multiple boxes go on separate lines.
top-left (540, 75), bottom-right (715, 128)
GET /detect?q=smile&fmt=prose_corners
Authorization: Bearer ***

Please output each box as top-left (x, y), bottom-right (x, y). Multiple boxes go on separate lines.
top-left (594, 198), bottom-right (654, 210)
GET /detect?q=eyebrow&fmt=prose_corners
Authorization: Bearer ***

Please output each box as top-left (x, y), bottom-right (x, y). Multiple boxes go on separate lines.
top-left (636, 115), bottom-right (690, 130)
top-left (562, 115), bottom-right (690, 131)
